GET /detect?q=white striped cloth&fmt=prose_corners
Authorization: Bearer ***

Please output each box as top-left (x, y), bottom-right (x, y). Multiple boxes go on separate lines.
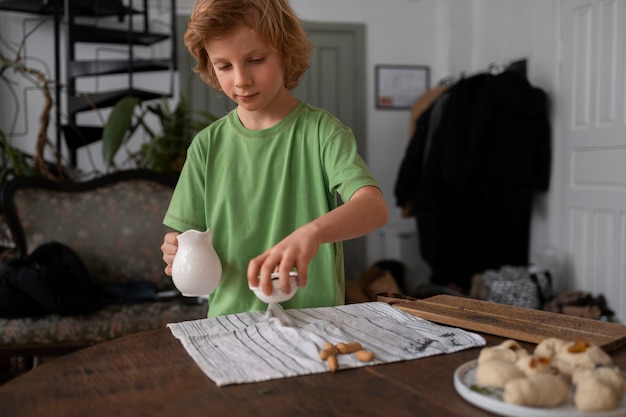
top-left (167, 301), bottom-right (486, 386)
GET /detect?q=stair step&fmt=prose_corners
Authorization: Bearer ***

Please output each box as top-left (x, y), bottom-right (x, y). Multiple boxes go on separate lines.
top-left (0, 0), bottom-right (55, 14)
top-left (67, 89), bottom-right (167, 114)
top-left (61, 125), bottom-right (103, 150)
top-left (73, 25), bottom-right (170, 46)
top-left (70, 59), bottom-right (172, 77)
top-left (0, 0), bottom-right (132, 17)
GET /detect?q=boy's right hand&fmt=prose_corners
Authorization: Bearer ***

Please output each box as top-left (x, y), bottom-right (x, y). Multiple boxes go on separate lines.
top-left (161, 232), bottom-right (180, 276)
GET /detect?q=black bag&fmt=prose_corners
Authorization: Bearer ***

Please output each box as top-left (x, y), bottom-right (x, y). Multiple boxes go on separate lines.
top-left (0, 241), bottom-right (106, 317)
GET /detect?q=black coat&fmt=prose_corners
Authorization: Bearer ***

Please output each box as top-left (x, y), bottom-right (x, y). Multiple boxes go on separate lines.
top-left (394, 70), bottom-right (551, 291)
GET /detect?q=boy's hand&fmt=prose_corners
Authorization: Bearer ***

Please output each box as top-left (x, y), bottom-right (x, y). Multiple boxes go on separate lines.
top-left (247, 225), bottom-right (319, 297)
top-left (161, 232), bottom-right (180, 276)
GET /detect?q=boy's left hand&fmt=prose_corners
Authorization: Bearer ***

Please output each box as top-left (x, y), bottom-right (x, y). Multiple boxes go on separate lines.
top-left (247, 225), bottom-right (319, 297)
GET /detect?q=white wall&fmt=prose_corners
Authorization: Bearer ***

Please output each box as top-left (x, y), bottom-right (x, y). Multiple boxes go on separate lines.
top-left (445, 0), bottom-right (562, 275)
top-left (178, 0), bottom-right (444, 230)
top-left (176, 0), bottom-right (562, 272)
top-left (0, 6), bottom-right (176, 173)
top-left (286, 0), bottom-right (446, 267)
top-left (1, 0), bottom-right (561, 278)
top-left (0, 13), bottom-right (59, 160)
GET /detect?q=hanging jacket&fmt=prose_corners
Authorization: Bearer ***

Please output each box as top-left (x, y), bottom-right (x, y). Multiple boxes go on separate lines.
top-left (394, 70), bottom-right (551, 291)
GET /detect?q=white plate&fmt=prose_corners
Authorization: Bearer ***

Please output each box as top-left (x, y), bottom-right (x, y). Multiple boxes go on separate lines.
top-left (453, 360), bottom-right (626, 417)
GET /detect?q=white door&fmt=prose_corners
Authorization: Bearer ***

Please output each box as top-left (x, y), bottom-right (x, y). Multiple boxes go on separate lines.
top-left (559, 0), bottom-right (626, 321)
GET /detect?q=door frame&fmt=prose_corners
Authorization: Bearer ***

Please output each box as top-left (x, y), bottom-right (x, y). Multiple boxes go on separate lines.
top-left (300, 21), bottom-right (367, 160)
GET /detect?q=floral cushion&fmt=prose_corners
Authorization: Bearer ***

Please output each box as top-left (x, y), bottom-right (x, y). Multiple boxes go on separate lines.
top-left (0, 170), bottom-right (208, 355)
top-left (0, 299), bottom-right (208, 350)
top-left (12, 176), bottom-right (174, 289)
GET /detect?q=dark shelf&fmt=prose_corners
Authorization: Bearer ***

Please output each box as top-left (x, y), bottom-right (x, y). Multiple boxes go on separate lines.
top-left (72, 25), bottom-right (170, 46)
top-left (0, 0), bottom-right (131, 17)
top-left (61, 124), bottom-right (103, 150)
top-left (67, 88), bottom-right (164, 115)
top-left (70, 59), bottom-right (172, 77)
top-left (0, 0), bottom-right (55, 15)
top-left (4, 0), bottom-right (177, 166)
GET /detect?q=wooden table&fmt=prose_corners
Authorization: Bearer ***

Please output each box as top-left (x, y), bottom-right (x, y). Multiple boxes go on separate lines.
top-left (1, 316), bottom-right (625, 417)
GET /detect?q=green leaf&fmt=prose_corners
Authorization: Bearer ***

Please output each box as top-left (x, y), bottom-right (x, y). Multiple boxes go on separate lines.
top-left (470, 384), bottom-right (494, 395)
top-left (101, 96), bottom-right (141, 166)
top-left (0, 130), bottom-right (36, 180)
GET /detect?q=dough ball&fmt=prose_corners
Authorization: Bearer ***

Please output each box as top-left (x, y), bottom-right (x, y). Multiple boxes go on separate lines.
top-left (572, 367), bottom-right (596, 384)
top-left (556, 340), bottom-right (613, 377)
top-left (516, 354), bottom-right (553, 376)
top-left (478, 339), bottom-right (528, 365)
top-left (573, 366), bottom-right (624, 394)
top-left (534, 337), bottom-right (569, 359)
top-left (476, 359), bottom-right (526, 389)
top-left (499, 339), bottom-right (524, 351)
top-left (593, 366), bottom-right (626, 396)
top-left (574, 377), bottom-right (621, 412)
top-left (503, 373), bottom-right (569, 407)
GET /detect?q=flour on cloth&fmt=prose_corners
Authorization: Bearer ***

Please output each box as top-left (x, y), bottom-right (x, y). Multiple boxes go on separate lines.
top-left (167, 301), bottom-right (485, 386)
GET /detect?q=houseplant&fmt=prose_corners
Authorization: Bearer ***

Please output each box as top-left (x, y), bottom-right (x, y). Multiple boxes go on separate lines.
top-left (1, 22), bottom-right (74, 188)
top-left (101, 95), bottom-right (217, 175)
top-left (0, 130), bottom-right (37, 188)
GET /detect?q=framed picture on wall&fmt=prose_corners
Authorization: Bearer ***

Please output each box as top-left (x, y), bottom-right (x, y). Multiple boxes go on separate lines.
top-left (375, 65), bottom-right (430, 110)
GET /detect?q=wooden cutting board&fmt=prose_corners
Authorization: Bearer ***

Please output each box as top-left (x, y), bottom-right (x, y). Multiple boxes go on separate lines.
top-left (393, 294), bottom-right (626, 352)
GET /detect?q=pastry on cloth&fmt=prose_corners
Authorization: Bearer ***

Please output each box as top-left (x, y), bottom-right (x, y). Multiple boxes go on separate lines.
top-left (503, 373), bottom-right (569, 407)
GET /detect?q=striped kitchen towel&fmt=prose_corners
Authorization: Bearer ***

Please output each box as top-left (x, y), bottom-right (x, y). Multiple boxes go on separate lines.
top-left (167, 301), bottom-right (485, 386)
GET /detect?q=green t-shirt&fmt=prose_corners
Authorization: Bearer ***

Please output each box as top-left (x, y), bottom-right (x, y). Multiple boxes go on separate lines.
top-left (163, 101), bottom-right (380, 317)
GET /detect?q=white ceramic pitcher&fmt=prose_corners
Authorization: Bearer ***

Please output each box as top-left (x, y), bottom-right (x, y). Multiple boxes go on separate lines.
top-left (171, 229), bottom-right (222, 297)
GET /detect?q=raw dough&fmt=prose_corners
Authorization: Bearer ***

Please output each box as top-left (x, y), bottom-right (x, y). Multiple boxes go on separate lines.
top-left (476, 359), bottom-right (525, 389)
top-left (475, 338), bottom-right (624, 412)
top-left (503, 373), bottom-right (569, 407)
top-left (556, 340), bottom-right (613, 377)
top-left (534, 337), bottom-right (569, 359)
top-left (572, 366), bottom-right (625, 412)
top-left (515, 354), bottom-right (553, 376)
top-left (478, 339), bottom-right (528, 365)
top-left (573, 366), bottom-right (625, 395)
top-left (574, 377), bottom-right (621, 412)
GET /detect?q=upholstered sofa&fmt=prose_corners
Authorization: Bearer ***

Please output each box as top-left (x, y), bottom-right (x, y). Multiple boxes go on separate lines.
top-left (0, 169), bottom-right (207, 359)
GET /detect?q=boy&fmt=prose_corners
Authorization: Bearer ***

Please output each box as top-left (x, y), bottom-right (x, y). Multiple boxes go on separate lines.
top-left (161, 0), bottom-right (388, 317)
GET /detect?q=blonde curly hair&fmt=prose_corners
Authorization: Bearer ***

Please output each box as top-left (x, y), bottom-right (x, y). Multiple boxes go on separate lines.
top-left (184, 0), bottom-right (312, 91)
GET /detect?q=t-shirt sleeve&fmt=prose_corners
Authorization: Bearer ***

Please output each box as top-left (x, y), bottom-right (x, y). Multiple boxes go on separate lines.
top-left (321, 121), bottom-right (381, 202)
top-left (163, 133), bottom-right (208, 232)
